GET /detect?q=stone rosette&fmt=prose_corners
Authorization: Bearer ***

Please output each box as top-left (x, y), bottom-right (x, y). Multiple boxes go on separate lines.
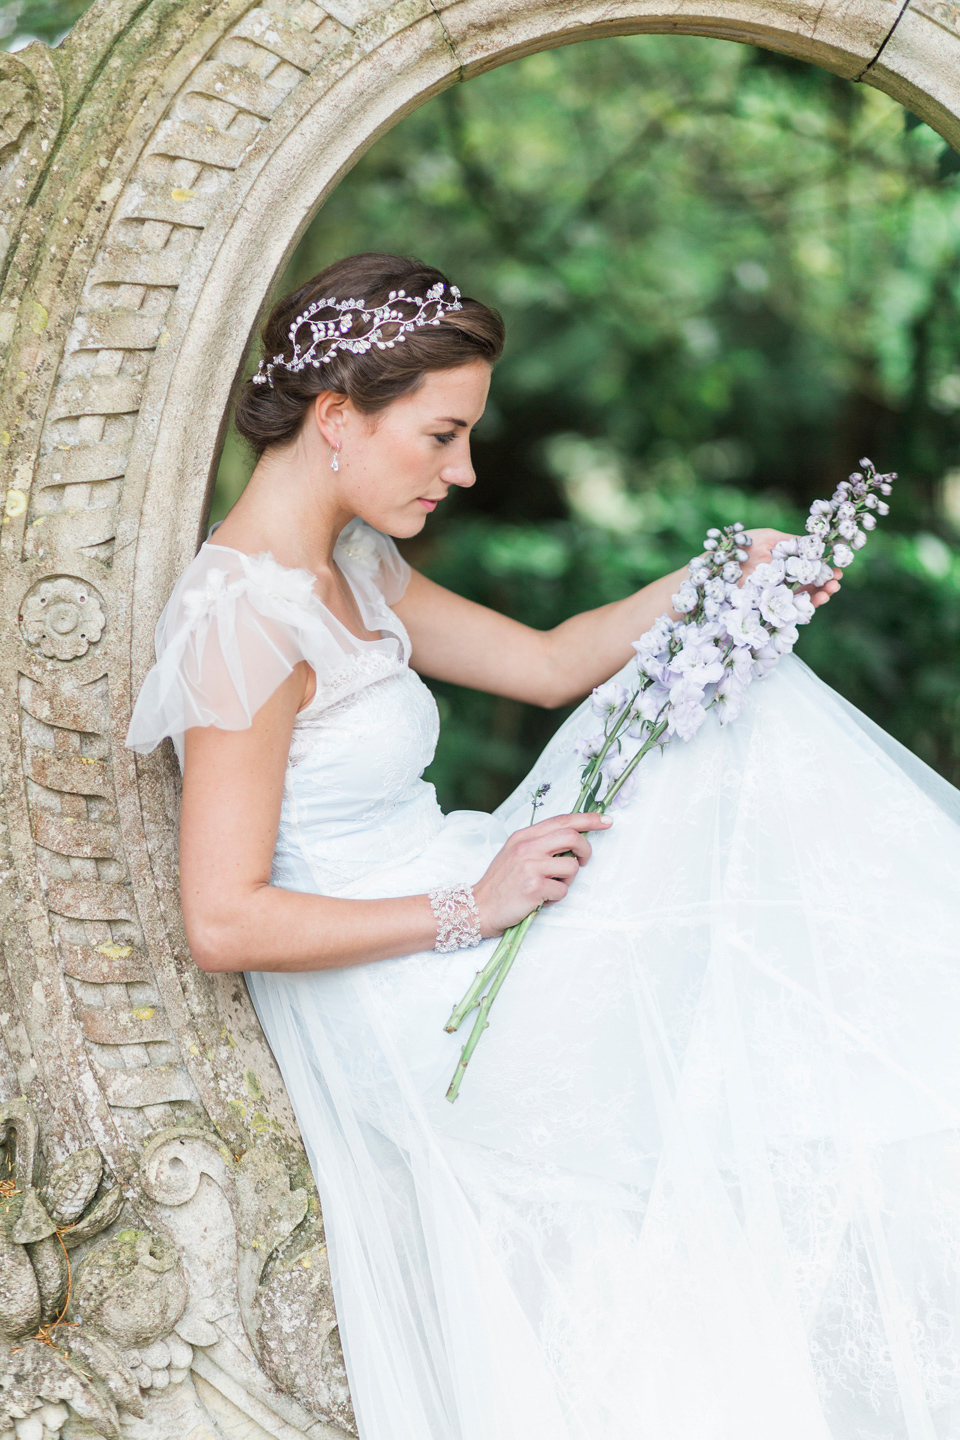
top-left (19, 577), bottom-right (105, 660)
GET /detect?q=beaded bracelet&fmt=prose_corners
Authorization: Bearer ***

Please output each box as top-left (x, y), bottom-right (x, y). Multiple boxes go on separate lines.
top-left (429, 883), bottom-right (482, 953)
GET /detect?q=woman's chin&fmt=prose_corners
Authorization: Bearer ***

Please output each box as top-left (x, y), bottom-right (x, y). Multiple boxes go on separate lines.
top-left (389, 506), bottom-right (432, 539)
top-left (350, 502), bottom-right (429, 539)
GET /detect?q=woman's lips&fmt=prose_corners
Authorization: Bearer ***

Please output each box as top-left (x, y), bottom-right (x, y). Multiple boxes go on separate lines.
top-left (417, 497), bottom-right (438, 511)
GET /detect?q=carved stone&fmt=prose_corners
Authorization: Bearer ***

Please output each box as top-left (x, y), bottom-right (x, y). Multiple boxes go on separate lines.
top-left (0, 1), bottom-right (955, 1436)
top-left (19, 577), bottom-right (106, 660)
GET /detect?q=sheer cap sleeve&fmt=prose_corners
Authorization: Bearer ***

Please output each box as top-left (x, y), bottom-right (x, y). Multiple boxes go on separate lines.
top-left (125, 521), bottom-right (410, 766)
top-left (334, 516), bottom-right (411, 605)
top-left (125, 548), bottom-right (314, 765)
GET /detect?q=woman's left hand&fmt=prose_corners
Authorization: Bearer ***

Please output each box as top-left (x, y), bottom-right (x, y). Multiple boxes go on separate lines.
top-left (737, 527), bottom-right (842, 609)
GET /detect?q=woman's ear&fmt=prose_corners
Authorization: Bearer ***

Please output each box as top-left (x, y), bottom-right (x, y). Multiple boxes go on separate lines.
top-left (310, 390), bottom-right (350, 450)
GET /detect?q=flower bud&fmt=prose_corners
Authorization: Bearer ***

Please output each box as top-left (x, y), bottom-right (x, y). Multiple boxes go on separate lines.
top-left (704, 539), bottom-right (718, 550)
top-left (706, 528), bottom-right (721, 539)
top-left (861, 513), bottom-right (876, 530)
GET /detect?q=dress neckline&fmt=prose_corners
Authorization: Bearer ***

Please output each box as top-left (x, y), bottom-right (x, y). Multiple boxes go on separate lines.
top-left (203, 539), bottom-right (390, 649)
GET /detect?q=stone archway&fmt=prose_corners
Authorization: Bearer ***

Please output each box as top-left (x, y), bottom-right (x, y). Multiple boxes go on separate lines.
top-left (0, 3), bottom-right (956, 1436)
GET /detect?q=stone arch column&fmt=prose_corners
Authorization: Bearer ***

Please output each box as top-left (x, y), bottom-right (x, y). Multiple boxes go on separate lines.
top-left (0, 3), bottom-right (956, 1436)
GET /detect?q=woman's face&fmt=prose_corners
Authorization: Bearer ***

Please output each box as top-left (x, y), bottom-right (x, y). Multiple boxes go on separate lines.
top-left (324, 360), bottom-right (492, 538)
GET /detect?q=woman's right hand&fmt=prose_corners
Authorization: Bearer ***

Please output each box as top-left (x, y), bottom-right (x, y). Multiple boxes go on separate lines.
top-left (472, 812), bottom-right (613, 937)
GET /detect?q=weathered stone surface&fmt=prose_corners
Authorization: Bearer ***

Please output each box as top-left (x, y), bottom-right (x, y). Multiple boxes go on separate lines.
top-left (0, 1102), bottom-right (141, 1436)
top-left (0, 2), bottom-right (956, 1436)
top-left (72, 1228), bottom-right (188, 1348)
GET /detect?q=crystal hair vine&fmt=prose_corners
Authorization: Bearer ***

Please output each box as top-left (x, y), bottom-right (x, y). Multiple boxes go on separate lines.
top-left (252, 281), bottom-right (463, 387)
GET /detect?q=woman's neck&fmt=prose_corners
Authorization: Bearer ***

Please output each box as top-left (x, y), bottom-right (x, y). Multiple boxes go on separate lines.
top-left (213, 438), bottom-right (353, 576)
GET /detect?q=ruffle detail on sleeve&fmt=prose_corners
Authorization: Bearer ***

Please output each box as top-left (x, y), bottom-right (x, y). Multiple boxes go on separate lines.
top-left (126, 530), bottom-right (413, 767)
top-left (125, 548), bottom-right (316, 765)
top-left (334, 517), bottom-right (411, 605)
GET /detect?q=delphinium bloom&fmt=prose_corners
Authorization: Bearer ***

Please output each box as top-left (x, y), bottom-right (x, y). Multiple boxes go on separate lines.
top-left (444, 459), bottom-right (896, 1101)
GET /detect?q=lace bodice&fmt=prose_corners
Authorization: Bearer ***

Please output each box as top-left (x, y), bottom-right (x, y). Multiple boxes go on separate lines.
top-left (276, 661), bottom-right (443, 894)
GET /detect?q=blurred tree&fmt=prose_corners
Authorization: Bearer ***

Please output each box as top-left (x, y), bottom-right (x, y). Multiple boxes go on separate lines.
top-left (216, 35), bottom-right (960, 804)
top-left (260, 38), bottom-right (960, 526)
top-left (0, 0), bottom-right (87, 45)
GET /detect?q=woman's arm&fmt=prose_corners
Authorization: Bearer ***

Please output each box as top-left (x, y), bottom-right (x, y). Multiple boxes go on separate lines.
top-left (395, 528), bottom-right (840, 708)
top-left (179, 663), bottom-right (610, 974)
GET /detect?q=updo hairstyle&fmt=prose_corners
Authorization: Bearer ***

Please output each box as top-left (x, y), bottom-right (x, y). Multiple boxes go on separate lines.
top-left (234, 253), bottom-right (505, 457)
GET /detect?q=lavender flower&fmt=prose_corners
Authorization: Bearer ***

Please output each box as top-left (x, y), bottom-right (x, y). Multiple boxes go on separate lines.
top-left (443, 458), bottom-right (897, 1103)
top-left (590, 681), bottom-right (630, 719)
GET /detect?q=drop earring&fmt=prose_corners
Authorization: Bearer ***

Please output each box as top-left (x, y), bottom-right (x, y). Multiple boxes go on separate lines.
top-left (330, 442), bottom-right (340, 473)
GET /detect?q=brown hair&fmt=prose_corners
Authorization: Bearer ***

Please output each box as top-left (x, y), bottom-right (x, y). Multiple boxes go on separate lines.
top-left (234, 253), bottom-right (505, 457)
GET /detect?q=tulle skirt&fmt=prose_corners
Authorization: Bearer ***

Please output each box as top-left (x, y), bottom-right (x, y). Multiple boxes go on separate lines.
top-left (245, 655), bottom-right (960, 1440)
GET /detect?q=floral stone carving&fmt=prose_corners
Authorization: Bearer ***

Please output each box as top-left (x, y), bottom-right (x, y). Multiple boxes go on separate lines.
top-left (18, 578), bottom-right (105, 661)
top-left (140, 1125), bottom-right (357, 1435)
top-left (0, 1101), bottom-right (139, 1440)
top-left (70, 1229), bottom-right (187, 1349)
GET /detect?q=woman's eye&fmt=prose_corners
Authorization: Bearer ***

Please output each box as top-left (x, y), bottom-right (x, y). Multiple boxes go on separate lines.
top-left (433, 432), bottom-right (457, 446)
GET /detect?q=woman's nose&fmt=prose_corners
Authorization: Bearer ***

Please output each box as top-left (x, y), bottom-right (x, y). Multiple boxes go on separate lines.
top-left (442, 452), bottom-right (476, 489)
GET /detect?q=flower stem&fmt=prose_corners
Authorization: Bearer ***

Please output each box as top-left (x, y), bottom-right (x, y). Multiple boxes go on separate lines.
top-left (445, 909), bottom-right (538, 1103)
top-left (444, 928), bottom-right (516, 1033)
top-left (599, 718), bottom-right (668, 808)
top-left (573, 693), bottom-right (638, 810)
top-left (443, 703), bottom-right (658, 1099)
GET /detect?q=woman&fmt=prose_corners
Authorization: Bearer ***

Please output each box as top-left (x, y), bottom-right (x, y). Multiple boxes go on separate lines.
top-left (127, 253), bottom-right (960, 1440)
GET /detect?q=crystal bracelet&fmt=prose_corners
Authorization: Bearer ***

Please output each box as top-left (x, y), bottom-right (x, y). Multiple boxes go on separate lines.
top-left (429, 883), bottom-right (482, 953)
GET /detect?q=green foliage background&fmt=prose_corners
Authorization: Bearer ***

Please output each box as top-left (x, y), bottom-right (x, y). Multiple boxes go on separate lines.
top-left (8, 9), bottom-right (959, 809)
top-left (218, 37), bottom-right (960, 810)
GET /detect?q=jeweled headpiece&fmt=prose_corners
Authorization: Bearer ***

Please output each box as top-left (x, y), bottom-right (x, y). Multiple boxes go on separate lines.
top-left (252, 281), bottom-right (463, 387)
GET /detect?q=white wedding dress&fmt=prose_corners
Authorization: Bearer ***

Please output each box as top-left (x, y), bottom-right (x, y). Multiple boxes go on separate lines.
top-left (127, 519), bottom-right (960, 1440)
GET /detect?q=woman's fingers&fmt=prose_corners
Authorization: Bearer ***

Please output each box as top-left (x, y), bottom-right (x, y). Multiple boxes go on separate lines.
top-left (544, 855), bottom-right (580, 884)
top-left (530, 811), bottom-right (613, 834)
top-left (809, 567), bottom-right (843, 607)
top-left (545, 828), bottom-right (594, 863)
top-left (477, 812), bottom-right (613, 932)
top-left (517, 813), bottom-right (612, 867)
top-left (514, 832), bottom-right (590, 873)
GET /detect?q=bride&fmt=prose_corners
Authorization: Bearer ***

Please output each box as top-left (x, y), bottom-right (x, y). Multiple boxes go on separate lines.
top-left (127, 252), bottom-right (960, 1440)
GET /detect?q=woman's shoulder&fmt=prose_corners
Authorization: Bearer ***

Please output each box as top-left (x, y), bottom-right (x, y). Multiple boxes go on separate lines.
top-left (126, 528), bottom-right (410, 763)
top-left (160, 542), bottom-right (317, 636)
top-left (126, 543), bottom-right (317, 762)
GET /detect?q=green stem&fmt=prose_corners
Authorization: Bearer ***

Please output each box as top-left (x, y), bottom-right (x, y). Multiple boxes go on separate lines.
top-left (444, 927), bottom-right (516, 1033)
top-left (445, 909), bottom-right (539, 1103)
top-left (599, 717), bottom-right (668, 808)
top-left (443, 704), bottom-right (661, 1100)
top-left (573, 692), bottom-right (639, 810)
